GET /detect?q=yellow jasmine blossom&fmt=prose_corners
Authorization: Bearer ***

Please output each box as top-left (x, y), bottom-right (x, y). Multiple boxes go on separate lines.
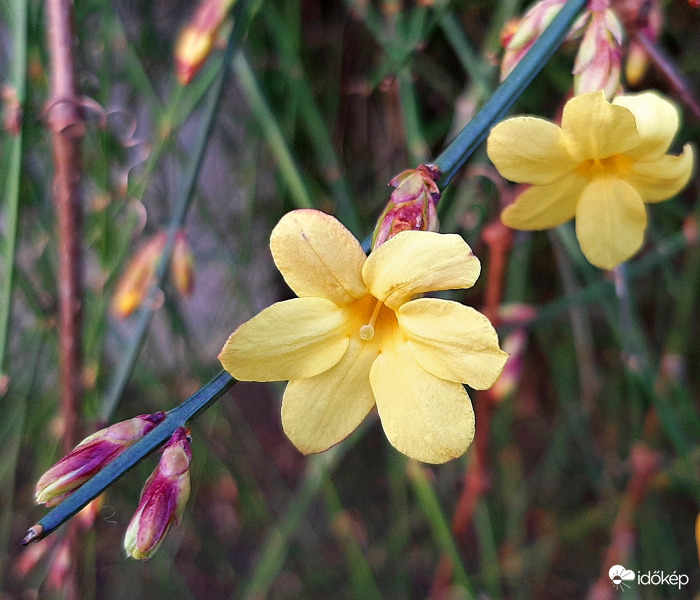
top-left (218, 209), bottom-right (507, 464)
top-left (487, 90), bottom-right (694, 270)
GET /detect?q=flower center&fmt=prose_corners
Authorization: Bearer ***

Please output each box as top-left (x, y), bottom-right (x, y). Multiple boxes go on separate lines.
top-left (576, 155), bottom-right (632, 179)
top-left (359, 299), bottom-right (384, 341)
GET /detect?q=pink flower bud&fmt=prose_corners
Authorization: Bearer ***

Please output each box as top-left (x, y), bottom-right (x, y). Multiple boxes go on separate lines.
top-left (573, 5), bottom-right (623, 98)
top-left (500, 0), bottom-right (567, 79)
top-left (175, 0), bottom-right (237, 85)
top-left (124, 428), bottom-right (192, 560)
top-left (35, 413), bottom-right (166, 506)
top-left (489, 304), bottom-right (536, 402)
top-left (372, 165), bottom-right (441, 249)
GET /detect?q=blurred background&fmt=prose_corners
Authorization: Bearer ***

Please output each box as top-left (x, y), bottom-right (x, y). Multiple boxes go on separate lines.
top-left (1, 0), bottom-right (699, 598)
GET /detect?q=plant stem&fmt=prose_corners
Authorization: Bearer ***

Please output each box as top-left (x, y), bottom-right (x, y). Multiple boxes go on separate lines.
top-left (433, 0), bottom-right (587, 186)
top-left (99, 17), bottom-right (243, 422)
top-left (46, 0), bottom-right (85, 454)
top-left (0, 0), bottom-right (27, 378)
top-left (24, 371), bottom-right (236, 544)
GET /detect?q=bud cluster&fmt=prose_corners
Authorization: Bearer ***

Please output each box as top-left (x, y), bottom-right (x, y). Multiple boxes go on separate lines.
top-left (34, 415), bottom-right (194, 561)
top-left (112, 230), bottom-right (194, 319)
top-left (572, 0), bottom-right (624, 98)
top-left (372, 165), bottom-right (441, 249)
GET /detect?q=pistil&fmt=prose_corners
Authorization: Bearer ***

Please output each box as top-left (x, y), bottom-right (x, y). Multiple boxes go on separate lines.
top-left (359, 299), bottom-right (384, 341)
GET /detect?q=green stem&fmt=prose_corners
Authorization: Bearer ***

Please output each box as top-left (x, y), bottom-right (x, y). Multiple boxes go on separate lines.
top-left (233, 52), bottom-right (314, 210)
top-left (99, 16), bottom-right (244, 422)
top-left (0, 0), bottom-right (26, 376)
top-left (406, 460), bottom-right (474, 598)
top-left (433, 0), bottom-right (587, 186)
top-left (24, 371), bottom-right (236, 544)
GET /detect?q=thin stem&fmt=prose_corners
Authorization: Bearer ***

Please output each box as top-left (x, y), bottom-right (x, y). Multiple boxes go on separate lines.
top-left (24, 371), bottom-right (236, 545)
top-left (0, 0), bottom-right (27, 376)
top-left (46, 0), bottom-right (85, 454)
top-left (433, 0), bottom-right (587, 187)
top-left (99, 16), bottom-right (244, 422)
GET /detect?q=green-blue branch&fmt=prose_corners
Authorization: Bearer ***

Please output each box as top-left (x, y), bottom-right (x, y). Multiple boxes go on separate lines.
top-left (25, 0), bottom-right (588, 545)
top-left (23, 371), bottom-right (236, 544)
top-left (433, 0), bottom-right (587, 186)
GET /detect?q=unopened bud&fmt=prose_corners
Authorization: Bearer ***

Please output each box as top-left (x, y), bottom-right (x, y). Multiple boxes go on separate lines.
top-left (500, 0), bottom-right (567, 80)
top-left (573, 3), bottom-right (623, 98)
top-left (1, 85), bottom-right (22, 136)
top-left (175, 0), bottom-right (237, 85)
top-left (372, 165), bottom-right (441, 249)
top-left (171, 231), bottom-right (194, 297)
top-left (111, 232), bottom-right (167, 318)
top-left (620, 0), bottom-right (662, 85)
top-left (35, 413), bottom-right (166, 506)
top-left (124, 428), bottom-right (192, 560)
top-left (490, 304), bottom-right (536, 402)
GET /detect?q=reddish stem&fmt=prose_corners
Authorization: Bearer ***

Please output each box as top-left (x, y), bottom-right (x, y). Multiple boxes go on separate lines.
top-left (46, 1), bottom-right (84, 597)
top-left (46, 0), bottom-right (84, 453)
top-left (451, 219), bottom-right (512, 538)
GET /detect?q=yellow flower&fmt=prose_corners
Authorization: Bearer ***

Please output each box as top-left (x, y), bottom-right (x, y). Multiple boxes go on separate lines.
top-left (487, 90), bottom-right (694, 270)
top-left (218, 209), bottom-right (507, 464)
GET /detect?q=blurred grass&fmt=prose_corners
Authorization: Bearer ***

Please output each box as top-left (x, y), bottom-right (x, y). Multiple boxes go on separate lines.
top-left (1, 0), bottom-right (699, 598)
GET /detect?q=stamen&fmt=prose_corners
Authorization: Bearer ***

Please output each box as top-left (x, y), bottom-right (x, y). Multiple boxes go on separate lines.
top-left (359, 300), bottom-right (384, 341)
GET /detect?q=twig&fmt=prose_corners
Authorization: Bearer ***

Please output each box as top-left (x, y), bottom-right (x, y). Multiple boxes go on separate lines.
top-left (46, 0), bottom-right (85, 453)
top-left (45, 0), bottom-right (85, 595)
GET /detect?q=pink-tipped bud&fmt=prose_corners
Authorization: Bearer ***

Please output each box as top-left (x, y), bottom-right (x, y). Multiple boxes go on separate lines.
top-left (124, 428), bottom-right (192, 560)
top-left (171, 231), bottom-right (195, 297)
top-left (111, 232), bottom-right (167, 319)
top-left (35, 413), bottom-right (166, 507)
top-left (573, 3), bottom-right (624, 98)
top-left (175, 0), bottom-right (237, 85)
top-left (500, 0), bottom-right (567, 80)
top-left (489, 304), bottom-right (536, 402)
top-left (372, 165), bottom-right (441, 249)
top-left (1, 85), bottom-right (22, 136)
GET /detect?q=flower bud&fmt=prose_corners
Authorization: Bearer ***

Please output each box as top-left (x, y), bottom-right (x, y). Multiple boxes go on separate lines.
top-left (372, 165), bottom-right (440, 249)
top-left (171, 231), bottom-right (194, 297)
top-left (175, 0), bottom-right (237, 85)
top-left (35, 413), bottom-right (166, 506)
top-left (573, 2), bottom-right (623, 98)
top-left (489, 304), bottom-right (536, 402)
top-left (124, 428), bottom-right (192, 560)
top-left (111, 232), bottom-right (167, 319)
top-left (621, 0), bottom-right (662, 86)
top-left (500, 0), bottom-right (567, 80)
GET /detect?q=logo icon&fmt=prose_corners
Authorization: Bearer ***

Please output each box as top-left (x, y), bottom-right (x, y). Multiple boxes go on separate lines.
top-left (609, 565), bottom-right (635, 591)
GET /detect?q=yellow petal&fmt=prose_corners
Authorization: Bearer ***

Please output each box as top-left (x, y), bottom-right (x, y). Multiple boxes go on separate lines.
top-left (218, 298), bottom-right (349, 381)
top-left (487, 117), bottom-right (576, 185)
top-left (398, 298), bottom-right (508, 389)
top-left (575, 177), bottom-right (647, 270)
top-left (613, 92), bottom-right (680, 158)
top-left (363, 231), bottom-right (480, 311)
top-left (270, 209), bottom-right (368, 306)
top-left (281, 336), bottom-right (378, 454)
top-left (562, 90), bottom-right (639, 162)
top-left (625, 144), bottom-right (694, 202)
top-left (371, 333), bottom-right (475, 464)
top-left (501, 172), bottom-right (588, 230)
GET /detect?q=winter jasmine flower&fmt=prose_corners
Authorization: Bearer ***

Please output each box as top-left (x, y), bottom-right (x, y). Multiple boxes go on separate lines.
top-left (487, 90), bottom-right (693, 269)
top-left (219, 209), bottom-right (507, 464)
